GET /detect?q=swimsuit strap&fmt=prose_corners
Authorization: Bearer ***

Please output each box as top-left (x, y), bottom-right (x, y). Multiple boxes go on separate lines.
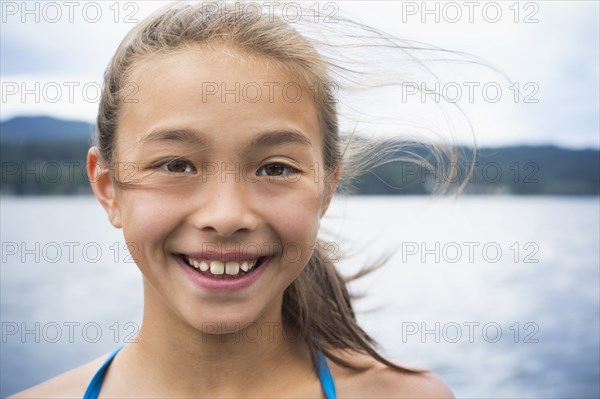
top-left (83, 346), bottom-right (336, 399)
top-left (82, 346), bottom-right (123, 399)
top-left (316, 349), bottom-right (337, 399)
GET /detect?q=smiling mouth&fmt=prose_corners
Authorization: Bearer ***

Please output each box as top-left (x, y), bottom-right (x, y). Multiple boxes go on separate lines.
top-left (179, 255), bottom-right (269, 279)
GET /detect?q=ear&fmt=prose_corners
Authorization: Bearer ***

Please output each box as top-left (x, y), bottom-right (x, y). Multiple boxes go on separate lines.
top-left (87, 147), bottom-right (122, 228)
top-left (319, 167), bottom-right (340, 218)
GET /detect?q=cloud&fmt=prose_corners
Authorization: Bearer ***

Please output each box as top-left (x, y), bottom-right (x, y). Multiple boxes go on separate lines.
top-left (1, 0), bottom-right (598, 148)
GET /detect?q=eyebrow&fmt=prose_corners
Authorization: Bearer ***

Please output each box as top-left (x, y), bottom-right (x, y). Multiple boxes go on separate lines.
top-left (138, 128), bottom-right (312, 152)
top-left (138, 128), bottom-right (208, 146)
top-left (248, 129), bottom-right (312, 149)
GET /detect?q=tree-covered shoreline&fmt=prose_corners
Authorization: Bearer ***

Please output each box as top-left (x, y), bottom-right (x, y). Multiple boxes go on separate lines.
top-left (2, 116), bottom-right (598, 195)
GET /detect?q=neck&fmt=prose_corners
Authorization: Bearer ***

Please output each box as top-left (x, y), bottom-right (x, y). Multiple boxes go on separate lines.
top-left (121, 280), bottom-right (316, 397)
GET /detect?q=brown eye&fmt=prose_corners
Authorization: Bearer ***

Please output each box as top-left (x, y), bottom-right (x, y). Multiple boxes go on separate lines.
top-left (163, 159), bottom-right (196, 174)
top-left (264, 164), bottom-right (284, 176)
top-left (257, 163), bottom-right (299, 177)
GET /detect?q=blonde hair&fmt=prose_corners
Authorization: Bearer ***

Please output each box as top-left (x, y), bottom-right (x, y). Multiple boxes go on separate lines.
top-left (96, 1), bottom-right (473, 372)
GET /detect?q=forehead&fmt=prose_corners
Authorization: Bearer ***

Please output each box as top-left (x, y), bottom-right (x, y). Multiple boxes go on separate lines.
top-left (116, 46), bottom-right (321, 155)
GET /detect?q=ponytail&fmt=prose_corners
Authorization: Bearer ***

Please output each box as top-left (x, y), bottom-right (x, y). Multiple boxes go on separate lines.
top-left (283, 240), bottom-right (422, 373)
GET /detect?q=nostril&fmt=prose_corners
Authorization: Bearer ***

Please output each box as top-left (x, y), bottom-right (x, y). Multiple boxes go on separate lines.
top-left (188, 194), bottom-right (257, 235)
top-left (199, 225), bottom-right (255, 238)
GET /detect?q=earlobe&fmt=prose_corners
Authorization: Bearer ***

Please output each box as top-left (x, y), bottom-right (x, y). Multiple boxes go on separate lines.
top-left (87, 147), bottom-right (122, 228)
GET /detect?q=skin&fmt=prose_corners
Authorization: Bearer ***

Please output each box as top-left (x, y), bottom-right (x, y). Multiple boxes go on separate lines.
top-left (10, 46), bottom-right (454, 398)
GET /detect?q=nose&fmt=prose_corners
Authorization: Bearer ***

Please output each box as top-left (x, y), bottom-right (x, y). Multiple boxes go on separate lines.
top-left (189, 175), bottom-right (258, 238)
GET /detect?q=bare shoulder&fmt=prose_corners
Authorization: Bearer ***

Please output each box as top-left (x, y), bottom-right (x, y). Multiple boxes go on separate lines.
top-left (8, 354), bottom-right (107, 399)
top-left (329, 350), bottom-right (454, 398)
top-left (362, 366), bottom-right (455, 398)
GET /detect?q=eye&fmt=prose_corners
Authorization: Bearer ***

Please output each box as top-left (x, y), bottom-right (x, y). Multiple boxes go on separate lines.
top-left (160, 159), bottom-right (197, 174)
top-left (257, 163), bottom-right (299, 177)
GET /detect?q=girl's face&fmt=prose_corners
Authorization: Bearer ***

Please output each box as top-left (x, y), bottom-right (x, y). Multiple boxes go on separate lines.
top-left (97, 47), bottom-right (333, 332)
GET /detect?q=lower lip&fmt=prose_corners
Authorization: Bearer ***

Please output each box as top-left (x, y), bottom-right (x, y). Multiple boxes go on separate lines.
top-left (176, 256), bottom-right (270, 291)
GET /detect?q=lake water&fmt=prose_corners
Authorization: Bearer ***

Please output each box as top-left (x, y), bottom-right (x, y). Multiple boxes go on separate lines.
top-left (1, 196), bottom-right (599, 398)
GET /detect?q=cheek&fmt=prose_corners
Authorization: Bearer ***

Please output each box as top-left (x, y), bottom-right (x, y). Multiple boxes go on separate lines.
top-left (118, 192), bottom-right (182, 261)
top-left (263, 187), bottom-right (323, 260)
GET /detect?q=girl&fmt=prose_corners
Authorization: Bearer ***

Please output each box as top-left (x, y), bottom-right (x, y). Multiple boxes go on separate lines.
top-left (14, 2), bottom-right (454, 397)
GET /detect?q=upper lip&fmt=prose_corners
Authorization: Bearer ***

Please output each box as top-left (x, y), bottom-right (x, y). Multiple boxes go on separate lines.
top-left (180, 252), bottom-right (268, 262)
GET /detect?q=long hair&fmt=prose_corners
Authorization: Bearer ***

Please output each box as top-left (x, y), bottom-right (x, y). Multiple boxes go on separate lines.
top-left (95, 1), bottom-right (475, 373)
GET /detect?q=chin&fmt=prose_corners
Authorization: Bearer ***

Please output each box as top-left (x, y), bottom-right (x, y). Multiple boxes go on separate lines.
top-left (179, 304), bottom-right (272, 336)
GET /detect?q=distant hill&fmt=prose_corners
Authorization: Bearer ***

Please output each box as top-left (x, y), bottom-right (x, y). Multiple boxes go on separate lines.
top-left (351, 144), bottom-right (599, 195)
top-left (466, 145), bottom-right (599, 195)
top-left (1, 116), bottom-right (598, 195)
top-left (0, 116), bottom-right (94, 142)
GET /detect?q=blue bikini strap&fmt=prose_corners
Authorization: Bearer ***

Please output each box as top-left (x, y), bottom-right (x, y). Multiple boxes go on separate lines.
top-left (316, 349), bottom-right (337, 399)
top-left (83, 345), bottom-right (336, 399)
top-left (82, 346), bottom-right (124, 399)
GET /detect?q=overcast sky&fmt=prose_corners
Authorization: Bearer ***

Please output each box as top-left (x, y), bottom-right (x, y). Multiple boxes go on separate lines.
top-left (1, 0), bottom-right (598, 148)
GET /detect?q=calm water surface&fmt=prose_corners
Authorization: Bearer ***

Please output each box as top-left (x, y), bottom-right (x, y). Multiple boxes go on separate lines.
top-left (1, 196), bottom-right (598, 398)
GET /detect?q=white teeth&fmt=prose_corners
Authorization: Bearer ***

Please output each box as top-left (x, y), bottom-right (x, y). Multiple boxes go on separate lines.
top-left (240, 261), bottom-right (249, 272)
top-left (210, 260), bottom-right (225, 275)
top-left (186, 256), bottom-right (263, 276)
top-left (199, 261), bottom-right (209, 272)
top-left (225, 261), bottom-right (240, 275)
